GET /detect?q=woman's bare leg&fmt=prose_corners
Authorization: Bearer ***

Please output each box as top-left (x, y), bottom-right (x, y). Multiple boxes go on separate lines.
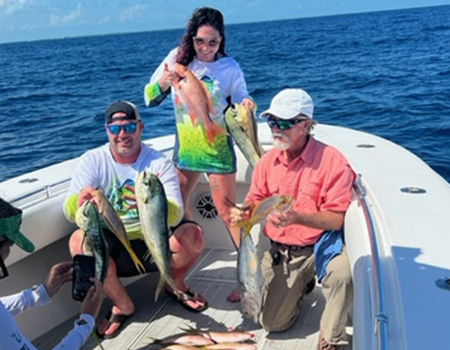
top-left (176, 169), bottom-right (201, 219)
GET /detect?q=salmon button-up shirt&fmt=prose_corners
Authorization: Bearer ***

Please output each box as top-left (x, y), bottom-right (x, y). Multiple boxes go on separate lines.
top-left (246, 136), bottom-right (356, 246)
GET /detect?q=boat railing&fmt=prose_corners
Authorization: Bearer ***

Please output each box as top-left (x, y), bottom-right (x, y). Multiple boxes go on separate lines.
top-left (8, 178), bottom-right (71, 208)
top-left (354, 174), bottom-right (389, 350)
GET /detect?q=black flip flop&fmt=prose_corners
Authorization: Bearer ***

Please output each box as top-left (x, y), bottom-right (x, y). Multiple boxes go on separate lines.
top-left (166, 288), bottom-right (209, 313)
top-left (95, 310), bottom-right (133, 339)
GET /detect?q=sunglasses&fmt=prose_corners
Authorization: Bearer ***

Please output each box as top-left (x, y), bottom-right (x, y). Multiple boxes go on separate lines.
top-left (193, 37), bottom-right (220, 47)
top-left (107, 122), bottom-right (139, 135)
top-left (267, 116), bottom-right (307, 131)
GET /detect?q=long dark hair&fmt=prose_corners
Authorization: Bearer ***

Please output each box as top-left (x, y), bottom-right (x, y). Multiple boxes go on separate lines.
top-left (176, 7), bottom-right (227, 66)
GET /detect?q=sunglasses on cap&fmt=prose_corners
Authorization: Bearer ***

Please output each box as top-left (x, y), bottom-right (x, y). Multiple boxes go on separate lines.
top-left (107, 122), bottom-right (139, 135)
top-left (267, 116), bottom-right (308, 131)
top-left (193, 37), bottom-right (221, 47)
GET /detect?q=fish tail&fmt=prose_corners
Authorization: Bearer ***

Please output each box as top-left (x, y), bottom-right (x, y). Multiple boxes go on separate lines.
top-left (122, 243), bottom-right (146, 274)
top-left (179, 325), bottom-right (199, 334)
top-left (155, 274), bottom-right (177, 301)
top-left (155, 275), bottom-right (165, 301)
top-left (205, 122), bottom-right (227, 144)
top-left (114, 236), bottom-right (146, 274)
top-left (130, 253), bottom-right (146, 275)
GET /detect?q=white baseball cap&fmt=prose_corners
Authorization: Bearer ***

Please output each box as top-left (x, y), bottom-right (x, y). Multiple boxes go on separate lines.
top-left (260, 89), bottom-right (314, 120)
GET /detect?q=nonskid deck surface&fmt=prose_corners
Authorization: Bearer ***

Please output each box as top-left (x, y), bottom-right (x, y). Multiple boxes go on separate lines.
top-left (35, 249), bottom-right (352, 350)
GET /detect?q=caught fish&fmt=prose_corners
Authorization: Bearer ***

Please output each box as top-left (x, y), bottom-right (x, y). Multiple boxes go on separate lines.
top-left (173, 63), bottom-right (227, 143)
top-left (180, 326), bottom-right (255, 343)
top-left (225, 103), bottom-right (264, 168)
top-left (238, 228), bottom-right (263, 324)
top-left (160, 345), bottom-right (200, 350)
top-left (135, 171), bottom-right (177, 300)
top-left (149, 333), bottom-right (215, 346)
top-left (75, 200), bottom-right (109, 282)
top-left (93, 189), bottom-right (146, 274)
top-left (236, 195), bottom-right (294, 239)
top-left (203, 343), bottom-right (257, 350)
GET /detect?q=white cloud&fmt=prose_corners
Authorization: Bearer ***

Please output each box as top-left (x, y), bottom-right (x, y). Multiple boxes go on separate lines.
top-left (119, 4), bottom-right (148, 22)
top-left (0, 0), bottom-right (36, 14)
top-left (50, 3), bottom-right (82, 26)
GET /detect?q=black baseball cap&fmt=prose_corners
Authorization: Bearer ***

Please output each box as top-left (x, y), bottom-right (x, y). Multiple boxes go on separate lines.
top-left (105, 101), bottom-right (142, 124)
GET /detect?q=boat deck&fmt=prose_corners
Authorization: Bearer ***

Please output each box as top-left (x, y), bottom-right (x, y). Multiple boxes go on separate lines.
top-left (34, 249), bottom-right (352, 350)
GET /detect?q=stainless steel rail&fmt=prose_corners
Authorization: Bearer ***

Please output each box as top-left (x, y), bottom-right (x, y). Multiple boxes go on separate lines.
top-left (354, 174), bottom-right (389, 350)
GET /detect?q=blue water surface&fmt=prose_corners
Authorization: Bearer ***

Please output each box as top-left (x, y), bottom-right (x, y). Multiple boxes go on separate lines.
top-left (1, 5), bottom-right (449, 183)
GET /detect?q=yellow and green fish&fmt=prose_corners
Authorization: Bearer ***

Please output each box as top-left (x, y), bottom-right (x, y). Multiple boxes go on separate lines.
top-left (225, 103), bottom-right (264, 169)
top-left (236, 195), bottom-right (294, 239)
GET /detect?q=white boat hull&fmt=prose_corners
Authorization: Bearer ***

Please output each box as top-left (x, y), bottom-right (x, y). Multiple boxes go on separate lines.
top-left (1, 123), bottom-right (449, 350)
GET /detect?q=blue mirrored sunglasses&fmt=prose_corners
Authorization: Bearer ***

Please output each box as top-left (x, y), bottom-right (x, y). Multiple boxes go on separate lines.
top-left (267, 116), bottom-right (307, 131)
top-left (107, 122), bottom-right (138, 135)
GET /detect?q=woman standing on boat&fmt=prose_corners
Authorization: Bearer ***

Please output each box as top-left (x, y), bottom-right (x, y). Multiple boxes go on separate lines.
top-left (0, 198), bottom-right (103, 350)
top-left (144, 8), bottom-right (254, 269)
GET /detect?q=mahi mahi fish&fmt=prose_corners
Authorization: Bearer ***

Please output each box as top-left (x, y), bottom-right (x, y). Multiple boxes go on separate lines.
top-left (236, 195), bottom-right (294, 239)
top-left (203, 343), bottom-right (257, 350)
top-left (75, 200), bottom-right (109, 282)
top-left (237, 228), bottom-right (263, 324)
top-left (173, 63), bottom-right (227, 143)
top-left (135, 171), bottom-right (178, 300)
top-left (93, 189), bottom-right (146, 274)
top-left (225, 103), bottom-right (264, 168)
top-left (180, 326), bottom-right (256, 343)
top-left (149, 333), bottom-right (215, 346)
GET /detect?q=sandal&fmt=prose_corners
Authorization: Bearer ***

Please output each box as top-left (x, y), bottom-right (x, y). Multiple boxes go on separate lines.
top-left (95, 310), bottom-right (133, 339)
top-left (166, 287), bottom-right (209, 313)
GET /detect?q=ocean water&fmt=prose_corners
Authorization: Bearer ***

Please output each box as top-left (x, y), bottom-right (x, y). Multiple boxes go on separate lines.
top-left (1, 5), bottom-right (449, 183)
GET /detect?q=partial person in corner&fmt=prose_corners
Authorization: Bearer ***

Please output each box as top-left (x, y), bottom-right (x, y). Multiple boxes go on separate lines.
top-left (231, 89), bottom-right (354, 350)
top-left (144, 7), bottom-right (254, 302)
top-left (0, 197), bottom-right (103, 350)
top-left (63, 101), bottom-right (206, 339)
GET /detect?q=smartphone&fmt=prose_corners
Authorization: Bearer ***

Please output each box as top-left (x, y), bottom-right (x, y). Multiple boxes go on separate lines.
top-left (72, 254), bottom-right (95, 302)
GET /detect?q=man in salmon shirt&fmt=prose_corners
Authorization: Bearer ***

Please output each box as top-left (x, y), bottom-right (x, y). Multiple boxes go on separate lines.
top-left (231, 89), bottom-right (355, 350)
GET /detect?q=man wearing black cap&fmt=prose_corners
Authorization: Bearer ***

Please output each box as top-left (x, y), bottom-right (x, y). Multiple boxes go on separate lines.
top-left (63, 101), bottom-right (207, 339)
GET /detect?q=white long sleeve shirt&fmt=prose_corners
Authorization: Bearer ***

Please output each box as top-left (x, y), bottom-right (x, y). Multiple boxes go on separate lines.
top-left (0, 284), bottom-right (95, 350)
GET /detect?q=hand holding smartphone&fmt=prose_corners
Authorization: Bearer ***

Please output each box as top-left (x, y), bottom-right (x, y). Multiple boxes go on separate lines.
top-left (72, 255), bottom-right (95, 302)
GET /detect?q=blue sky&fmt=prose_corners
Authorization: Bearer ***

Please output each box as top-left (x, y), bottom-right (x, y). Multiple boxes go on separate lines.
top-left (1, 0), bottom-right (449, 43)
